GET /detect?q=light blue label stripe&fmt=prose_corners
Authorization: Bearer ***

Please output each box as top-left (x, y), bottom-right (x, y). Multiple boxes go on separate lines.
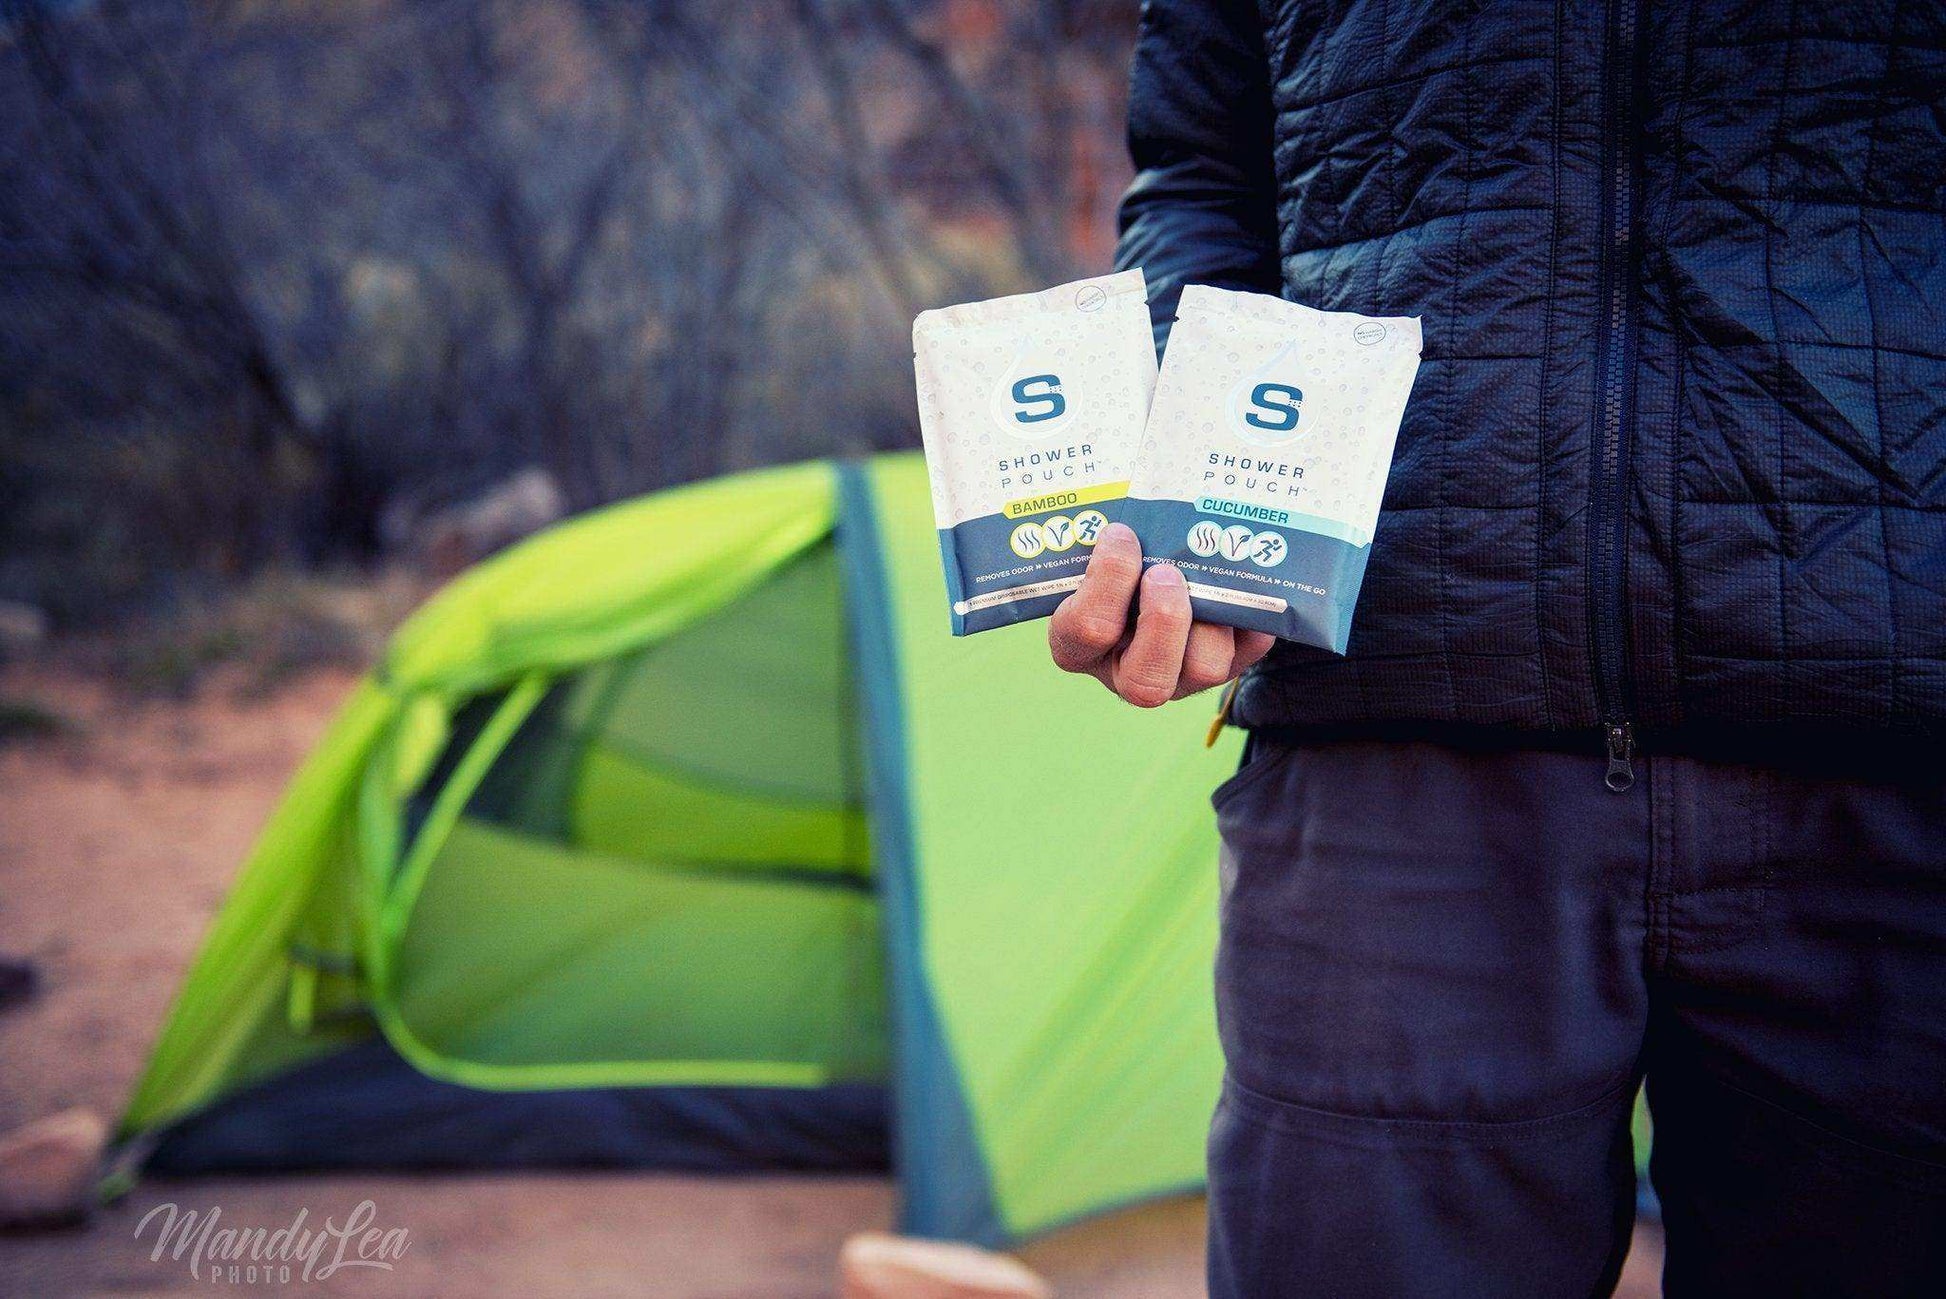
top-left (1193, 495), bottom-right (1364, 545)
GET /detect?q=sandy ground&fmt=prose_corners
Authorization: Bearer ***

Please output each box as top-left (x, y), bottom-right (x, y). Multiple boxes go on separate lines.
top-left (0, 662), bottom-right (1664, 1296)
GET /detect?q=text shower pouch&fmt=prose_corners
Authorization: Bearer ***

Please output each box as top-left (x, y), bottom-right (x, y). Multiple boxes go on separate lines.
top-left (913, 269), bottom-right (1156, 635)
top-left (1119, 285), bottom-right (1422, 653)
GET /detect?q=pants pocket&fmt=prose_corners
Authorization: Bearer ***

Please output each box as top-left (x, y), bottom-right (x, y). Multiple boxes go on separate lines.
top-left (1207, 1075), bottom-right (1638, 1299)
top-left (1210, 732), bottom-right (1295, 815)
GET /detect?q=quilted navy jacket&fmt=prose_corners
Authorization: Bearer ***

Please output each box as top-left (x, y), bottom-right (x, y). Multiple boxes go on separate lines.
top-left (1118, 0), bottom-right (1946, 766)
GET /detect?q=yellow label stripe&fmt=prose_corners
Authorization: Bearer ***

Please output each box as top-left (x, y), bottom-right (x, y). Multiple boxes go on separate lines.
top-left (1002, 480), bottom-right (1130, 520)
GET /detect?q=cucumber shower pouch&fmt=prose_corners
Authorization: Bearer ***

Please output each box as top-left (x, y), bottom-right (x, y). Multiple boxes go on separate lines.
top-left (1120, 285), bottom-right (1422, 653)
top-left (913, 269), bottom-right (1156, 635)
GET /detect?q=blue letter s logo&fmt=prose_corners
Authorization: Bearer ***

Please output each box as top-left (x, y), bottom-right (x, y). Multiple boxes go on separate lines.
top-left (1012, 374), bottom-right (1067, 425)
top-left (1244, 382), bottom-right (1302, 433)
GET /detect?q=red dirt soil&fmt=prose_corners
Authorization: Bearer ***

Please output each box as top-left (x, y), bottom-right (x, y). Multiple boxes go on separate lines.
top-left (0, 663), bottom-right (1662, 1296)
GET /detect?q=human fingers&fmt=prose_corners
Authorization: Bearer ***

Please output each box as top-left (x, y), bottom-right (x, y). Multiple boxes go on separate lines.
top-left (1110, 562), bottom-right (1193, 708)
top-left (1175, 620), bottom-right (1239, 699)
top-left (1230, 630), bottom-right (1276, 678)
top-left (1048, 522), bottom-right (1143, 675)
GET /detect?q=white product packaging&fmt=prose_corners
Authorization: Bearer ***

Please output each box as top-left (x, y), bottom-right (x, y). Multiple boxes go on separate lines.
top-left (1119, 285), bottom-right (1422, 653)
top-left (912, 269), bottom-right (1157, 635)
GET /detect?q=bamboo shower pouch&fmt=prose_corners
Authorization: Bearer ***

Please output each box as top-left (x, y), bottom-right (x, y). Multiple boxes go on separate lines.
top-left (913, 269), bottom-right (1156, 635)
top-left (1118, 285), bottom-right (1422, 653)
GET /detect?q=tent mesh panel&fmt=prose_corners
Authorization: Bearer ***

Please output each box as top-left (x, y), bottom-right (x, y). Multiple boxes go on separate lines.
top-left (389, 542), bottom-right (887, 1083)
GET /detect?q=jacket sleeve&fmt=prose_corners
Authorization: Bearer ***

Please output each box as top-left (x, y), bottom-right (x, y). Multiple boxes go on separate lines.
top-left (1114, 0), bottom-right (1282, 351)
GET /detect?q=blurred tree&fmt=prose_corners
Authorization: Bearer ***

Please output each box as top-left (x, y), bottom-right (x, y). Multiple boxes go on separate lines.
top-left (0, 0), bottom-right (1135, 623)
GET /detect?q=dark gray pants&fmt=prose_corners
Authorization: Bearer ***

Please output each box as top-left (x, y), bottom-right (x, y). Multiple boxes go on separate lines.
top-left (1208, 735), bottom-right (1946, 1298)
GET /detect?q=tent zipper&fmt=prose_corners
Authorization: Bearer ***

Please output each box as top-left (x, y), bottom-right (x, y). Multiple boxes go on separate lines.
top-left (1588, 0), bottom-right (1642, 792)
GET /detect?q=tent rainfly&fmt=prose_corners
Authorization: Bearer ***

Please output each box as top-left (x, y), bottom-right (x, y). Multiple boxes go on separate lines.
top-left (118, 453), bottom-right (1240, 1245)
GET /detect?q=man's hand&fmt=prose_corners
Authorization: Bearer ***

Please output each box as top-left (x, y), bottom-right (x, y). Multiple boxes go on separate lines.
top-left (1049, 522), bottom-right (1275, 708)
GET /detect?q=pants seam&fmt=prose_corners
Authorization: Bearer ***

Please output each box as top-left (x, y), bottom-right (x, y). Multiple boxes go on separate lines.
top-left (1220, 1072), bottom-right (1639, 1142)
top-left (1647, 752), bottom-right (1676, 973)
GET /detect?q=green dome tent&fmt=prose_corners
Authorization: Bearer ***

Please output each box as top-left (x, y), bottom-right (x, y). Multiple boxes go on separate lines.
top-left (118, 453), bottom-right (1241, 1246)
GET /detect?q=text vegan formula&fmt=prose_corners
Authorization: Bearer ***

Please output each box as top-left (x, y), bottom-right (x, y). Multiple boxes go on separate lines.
top-left (912, 270), bottom-right (1156, 635)
top-left (1119, 286), bottom-right (1421, 653)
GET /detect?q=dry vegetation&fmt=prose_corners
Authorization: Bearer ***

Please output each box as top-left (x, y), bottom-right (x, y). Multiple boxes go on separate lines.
top-left (2, 0), bottom-right (1138, 627)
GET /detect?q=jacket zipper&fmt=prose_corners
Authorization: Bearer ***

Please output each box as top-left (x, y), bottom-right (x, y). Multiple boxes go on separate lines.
top-left (1589, 0), bottom-right (1641, 792)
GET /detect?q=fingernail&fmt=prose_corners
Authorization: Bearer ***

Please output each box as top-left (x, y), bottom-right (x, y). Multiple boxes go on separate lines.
top-left (1145, 562), bottom-right (1184, 587)
top-left (1101, 522), bottom-right (1137, 547)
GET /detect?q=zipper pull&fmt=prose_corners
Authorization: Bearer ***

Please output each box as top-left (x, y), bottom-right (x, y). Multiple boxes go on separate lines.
top-left (1603, 722), bottom-right (1636, 793)
top-left (1205, 678), bottom-right (1240, 748)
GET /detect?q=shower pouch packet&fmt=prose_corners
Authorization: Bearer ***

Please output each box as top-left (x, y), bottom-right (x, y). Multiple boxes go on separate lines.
top-left (1119, 285), bottom-right (1422, 653)
top-left (913, 269), bottom-right (1156, 636)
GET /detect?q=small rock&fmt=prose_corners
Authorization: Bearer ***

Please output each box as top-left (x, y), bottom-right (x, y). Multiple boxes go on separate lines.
top-left (840, 1232), bottom-right (1052, 1299)
top-left (0, 956), bottom-right (38, 1013)
top-left (0, 1108), bottom-right (107, 1229)
top-left (395, 467), bottom-right (567, 575)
